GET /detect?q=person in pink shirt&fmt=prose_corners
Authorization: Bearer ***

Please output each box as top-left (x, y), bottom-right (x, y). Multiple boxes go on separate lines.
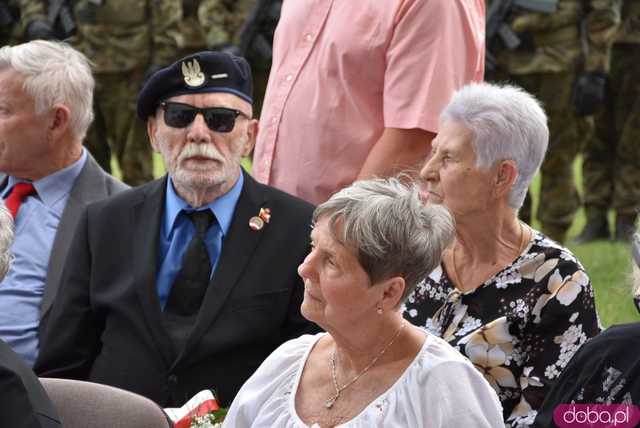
top-left (253, 0), bottom-right (485, 205)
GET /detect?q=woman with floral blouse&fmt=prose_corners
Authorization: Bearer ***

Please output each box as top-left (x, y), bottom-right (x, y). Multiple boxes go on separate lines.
top-left (403, 82), bottom-right (601, 427)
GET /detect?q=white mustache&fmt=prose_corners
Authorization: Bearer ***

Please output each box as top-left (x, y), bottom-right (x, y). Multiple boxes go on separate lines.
top-left (177, 143), bottom-right (223, 163)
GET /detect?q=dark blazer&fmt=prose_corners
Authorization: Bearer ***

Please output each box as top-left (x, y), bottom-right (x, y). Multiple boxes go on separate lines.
top-left (1, 152), bottom-right (128, 320)
top-left (35, 172), bottom-right (318, 407)
top-left (0, 340), bottom-right (61, 428)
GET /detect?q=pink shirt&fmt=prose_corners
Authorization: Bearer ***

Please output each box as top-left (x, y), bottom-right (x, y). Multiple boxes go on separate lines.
top-left (253, 0), bottom-right (485, 205)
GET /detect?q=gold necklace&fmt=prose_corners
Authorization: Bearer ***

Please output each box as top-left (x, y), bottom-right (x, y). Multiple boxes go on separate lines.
top-left (451, 221), bottom-right (529, 289)
top-left (324, 322), bottom-right (406, 410)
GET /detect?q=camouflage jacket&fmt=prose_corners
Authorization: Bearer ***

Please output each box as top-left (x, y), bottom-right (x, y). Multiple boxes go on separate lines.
top-left (1, 0), bottom-right (48, 43)
top-left (175, 0), bottom-right (255, 53)
top-left (616, 0), bottom-right (640, 44)
top-left (70, 0), bottom-right (181, 73)
top-left (496, 0), bottom-right (621, 74)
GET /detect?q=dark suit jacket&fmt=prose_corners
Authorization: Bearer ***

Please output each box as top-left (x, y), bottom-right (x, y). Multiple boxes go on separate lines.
top-left (1, 152), bottom-right (128, 321)
top-left (35, 172), bottom-right (318, 407)
top-left (0, 340), bottom-right (61, 428)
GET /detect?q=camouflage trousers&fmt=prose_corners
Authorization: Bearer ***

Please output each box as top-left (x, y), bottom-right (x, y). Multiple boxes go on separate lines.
top-left (581, 43), bottom-right (640, 221)
top-left (496, 71), bottom-right (593, 242)
top-left (84, 71), bottom-right (154, 186)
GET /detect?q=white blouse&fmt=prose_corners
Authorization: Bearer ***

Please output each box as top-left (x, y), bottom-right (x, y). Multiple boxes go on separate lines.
top-left (223, 332), bottom-right (504, 427)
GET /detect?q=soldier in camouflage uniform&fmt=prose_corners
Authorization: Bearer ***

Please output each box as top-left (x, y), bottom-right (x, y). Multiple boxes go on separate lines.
top-left (488, 0), bottom-right (621, 243)
top-left (1, 0), bottom-right (52, 46)
top-left (576, 0), bottom-right (640, 242)
top-left (70, 0), bottom-right (181, 185)
top-left (175, 0), bottom-right (250, 57)
top-left (173, 0), bottom-right (273, 116)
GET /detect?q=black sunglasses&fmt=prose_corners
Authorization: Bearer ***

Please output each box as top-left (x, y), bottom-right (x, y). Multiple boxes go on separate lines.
top-left (160, 102), bottom-right (249, 133)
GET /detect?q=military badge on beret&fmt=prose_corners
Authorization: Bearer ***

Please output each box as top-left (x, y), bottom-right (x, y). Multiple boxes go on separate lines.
top-left (182, 59), bottom-right (206, 87)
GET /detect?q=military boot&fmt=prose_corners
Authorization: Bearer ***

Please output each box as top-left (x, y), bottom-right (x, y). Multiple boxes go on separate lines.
top-left (615, 213), bottom-right (637, 242)
top-left (573, 217), bottom-right (610, 244)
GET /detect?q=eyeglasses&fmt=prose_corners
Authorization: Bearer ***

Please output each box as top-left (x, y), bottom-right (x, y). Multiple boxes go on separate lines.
top-left (160, 102), bottom-right (249, 133)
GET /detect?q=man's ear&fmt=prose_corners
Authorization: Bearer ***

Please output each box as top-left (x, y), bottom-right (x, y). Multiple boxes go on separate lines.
top-left (49, 104), bottom-right (71, 139)
top-left (494, 160), bottom-right (518, 199)
top-left (147, 116), bottom-right (160, 153)
top-left (242, 118), bottom-right (258, 157)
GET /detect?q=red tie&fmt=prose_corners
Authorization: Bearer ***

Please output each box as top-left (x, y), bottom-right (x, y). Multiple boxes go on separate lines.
top-left (5, 182), bottom-right (36, 219)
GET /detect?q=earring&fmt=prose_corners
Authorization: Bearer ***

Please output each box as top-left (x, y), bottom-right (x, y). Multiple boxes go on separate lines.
top-left (376, 306), bottom-right (383, 315)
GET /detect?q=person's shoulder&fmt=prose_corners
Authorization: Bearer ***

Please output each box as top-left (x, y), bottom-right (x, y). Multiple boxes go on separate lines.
top-left (586, 322), bottom-right (640, 349)
top-left (268, 333), bottom-right (322, 362)
top-left (237, 334), bottom-right (322, 396)
top-left (87, 177), bottom-right (163, 213)
top-left (524, 229), bottom-right (590, 281)
top-left (71, 153), bottom-right (129, 197)
top-left (248, 175), bottom-right (315, 213)
top-left (407, 332), bottom-right (503, 419)
top-left (412, 331), bottom-right (497, 387)
top-left (419, 331), bottom-right (476, 368)
top-left (243, 174), bottom-right (315, 226)
top-left (103, 172), bottom-right (129, 194)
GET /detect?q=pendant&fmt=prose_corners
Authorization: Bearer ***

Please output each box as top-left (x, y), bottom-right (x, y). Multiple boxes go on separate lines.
top-left (324, 396), bottom-right (336, 409)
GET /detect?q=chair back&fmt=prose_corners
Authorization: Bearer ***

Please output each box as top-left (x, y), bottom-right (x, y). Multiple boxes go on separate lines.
top-left (39, 378), bottom-right (172, 428)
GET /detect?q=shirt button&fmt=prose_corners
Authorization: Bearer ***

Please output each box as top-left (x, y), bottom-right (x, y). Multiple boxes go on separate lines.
top-left (271, 116), bottom-right (278, 124)
top-left (263, 160), bottom-right (270, 168)
top-left (304, 33), bottom-right (313, 41)
top-left (285, 74), bottom-right (293, 81)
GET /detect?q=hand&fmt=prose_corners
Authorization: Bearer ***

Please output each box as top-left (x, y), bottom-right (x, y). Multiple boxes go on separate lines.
top-left (572, 71), bottom-right (607, 117)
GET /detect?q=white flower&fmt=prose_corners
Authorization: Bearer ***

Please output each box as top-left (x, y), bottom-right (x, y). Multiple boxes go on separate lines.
top-left (532, 269), bottom-right (586, 323)
top-left (461, 317), bottom-right (518, 391)
top-left (520, 366), bottom-right (543, 389)
top-left (457, 316), bottom-right (482, 336)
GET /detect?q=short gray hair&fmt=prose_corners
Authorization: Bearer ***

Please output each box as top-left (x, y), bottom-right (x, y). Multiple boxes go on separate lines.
top-left (314, 177), bottom-right (455, 305)
top-left (0, 40), bottom-right (94, 140)
top-left (0, 201), bottom-right (14, 280)
top-left (441, 82), bottom-right (549, 210)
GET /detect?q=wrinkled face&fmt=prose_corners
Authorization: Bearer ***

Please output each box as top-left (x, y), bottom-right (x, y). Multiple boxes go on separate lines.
top-left (0, 68), bottom-right (52, 179)
top-left (419, 120), bottom-right (496, 219)
top-left (147, 91), bottom-right (256, 194)
top-left (297, 217), bottom-right (379, 330)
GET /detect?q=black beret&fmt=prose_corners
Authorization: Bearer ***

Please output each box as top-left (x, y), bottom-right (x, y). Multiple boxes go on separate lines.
top-left (136, 51), bottom-right (253, 120)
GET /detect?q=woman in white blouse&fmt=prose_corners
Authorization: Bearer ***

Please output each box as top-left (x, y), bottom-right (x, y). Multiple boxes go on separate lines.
top-left (223, 178), bottom-right (503, 427)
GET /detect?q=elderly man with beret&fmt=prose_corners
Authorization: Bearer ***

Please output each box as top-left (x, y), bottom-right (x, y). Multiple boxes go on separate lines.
top-left (34, 51), bottom-right (318, 407)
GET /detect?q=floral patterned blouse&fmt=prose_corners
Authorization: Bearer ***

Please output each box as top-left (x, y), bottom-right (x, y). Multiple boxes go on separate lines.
top-left (402, 230), bottom-right (601, 427)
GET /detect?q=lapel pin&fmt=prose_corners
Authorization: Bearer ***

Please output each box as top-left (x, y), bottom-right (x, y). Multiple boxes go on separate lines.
top-left (259, 207), bottom-right (271, 223)
top-left (249, 216), bottom-right (264, 231)
top-left (249, 208), bottom-right (271, 231)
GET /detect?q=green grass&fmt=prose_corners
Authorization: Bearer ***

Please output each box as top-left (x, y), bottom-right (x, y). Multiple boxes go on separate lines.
top-left (530, 157), bottom-right (639, 327)
top-left (115, 154), bottom-right (638, 328)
